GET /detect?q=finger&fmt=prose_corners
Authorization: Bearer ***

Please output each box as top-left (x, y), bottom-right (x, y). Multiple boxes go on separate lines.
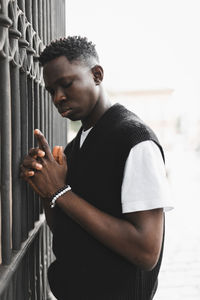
top-left (20, 166), bottom-right (35, 179)
top-left (26, 177), bottom-right (45, 197)
top-left (52, 146), bottom-right (60, 163)
top-left (34, 129), bottom-right (52, 159)
top-left (58, 146), bottom-right (64, 165)
top-left (29, 147), bottom-right (45, 159)
top-left (52, 146), bottom-right (65, 165)
top-left (22, 159), bottom-right (43, 171)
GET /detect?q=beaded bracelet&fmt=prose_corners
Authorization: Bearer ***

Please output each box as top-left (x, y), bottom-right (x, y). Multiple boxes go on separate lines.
top-left (50, 185), bottom-right (71, 208)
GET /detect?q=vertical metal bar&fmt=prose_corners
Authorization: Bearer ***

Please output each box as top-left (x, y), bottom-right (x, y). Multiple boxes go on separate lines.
top-left (43, 89), bottom-right (47, 137)
top-left (27, 77), bottom-right (35, 231)
top-left (20, 252), bottom-right (30, 300)
top-left (16, 259), bottom-right (23, 300)
top-left (39, 85), bottom-right (44, 134)
top-left (42, 0), bottom-right (47, 45)
top-left (49, 0), bottom-right (52, 41)
top-left (29, 243), bottom-right (36, 300)
top-left (13, 271), bottom-right (18, 300)
top-left (18, 0), bottom-right (25, 12)
top-left (35, 234), bottom-right (41, 299)
top-left (28, 78), bottom-right (34, 151)
top-left (20, 71), bottom-right (29, 241)
top-left (50, 99), bottom-right (53, 149)
top-left (41, 226), bottom-right (47, 300)
top-left (0, 0), bottom-right (66, 297)
top-left (25, 0), bottom-right (32, 24)
top-left (10, 63), bottom-right (22, 250)
top-left (32, 0), bottom-right (38, 33)
top-left (39, 85), bottom-right (44, 215)
top-left (34, 82), bottom-right (40, 221)
top-left (38, 0), bottom-right (43, 40)
top-left (46, 92), bottom-right (49, 146)
top-left (7, 275), bottom-right (13, 300)
top-left (0, 37), bottom-right (12, 265)
top-left (48, 96), bottom-right (52, 151)
top-left (50, 0), bottom-right (55, 39)
top-left (46, 0), bottom-right (49, 44)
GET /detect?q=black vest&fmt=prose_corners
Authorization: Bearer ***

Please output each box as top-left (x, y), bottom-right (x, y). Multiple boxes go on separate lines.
top-left (49, 104), bottom-right (165, 300)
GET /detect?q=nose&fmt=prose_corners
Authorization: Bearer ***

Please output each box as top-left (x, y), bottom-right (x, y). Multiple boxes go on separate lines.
top-left (53, 88), bottom-right (66, 106)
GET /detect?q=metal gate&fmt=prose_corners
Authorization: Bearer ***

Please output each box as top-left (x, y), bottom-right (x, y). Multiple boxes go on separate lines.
top-left (0, 0), bottom-right (67, 298)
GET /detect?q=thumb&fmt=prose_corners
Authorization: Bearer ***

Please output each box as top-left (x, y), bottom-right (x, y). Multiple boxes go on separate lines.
top-left (52, 146), bottom-right (66, 165)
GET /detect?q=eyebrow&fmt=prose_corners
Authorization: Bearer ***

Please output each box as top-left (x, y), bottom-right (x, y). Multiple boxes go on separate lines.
top-left (45, 76), bottom-right (73, 90)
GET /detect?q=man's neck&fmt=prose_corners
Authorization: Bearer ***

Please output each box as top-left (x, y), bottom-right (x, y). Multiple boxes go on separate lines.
top-left (82, 93), bottom-right (112, 131)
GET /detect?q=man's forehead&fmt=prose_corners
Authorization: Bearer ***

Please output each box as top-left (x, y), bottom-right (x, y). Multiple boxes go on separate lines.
top-left (43, 57), bottom-right (87, 81)
top-left (43, 56), bottom-right (81, 73)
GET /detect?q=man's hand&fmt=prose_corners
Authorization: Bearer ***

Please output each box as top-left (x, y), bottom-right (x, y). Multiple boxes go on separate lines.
top-left (21, 129), bottom-right (67, 199)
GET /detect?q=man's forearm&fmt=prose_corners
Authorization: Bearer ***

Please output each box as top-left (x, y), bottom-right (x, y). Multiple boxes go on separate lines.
top-left (42, 198), bottom-right (55, 232)
top-left (55, 190), bottom-right (164, 270)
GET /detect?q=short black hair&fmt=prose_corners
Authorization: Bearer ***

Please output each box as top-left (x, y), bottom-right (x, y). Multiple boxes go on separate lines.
top-left (39, 36), bottom-right (99, 67)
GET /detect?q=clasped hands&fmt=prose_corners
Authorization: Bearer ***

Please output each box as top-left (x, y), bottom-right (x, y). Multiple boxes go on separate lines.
top-left (20, 129), bottom-right (67, 199)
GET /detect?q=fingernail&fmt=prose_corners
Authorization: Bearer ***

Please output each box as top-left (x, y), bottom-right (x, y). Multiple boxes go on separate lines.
top-left (29, 171), bottom-right (34, 176)
top-left (36, 163), bottom-right (42, 170)
top-left (34, 129), bottom-right (40, 135)
top-left (38, 150), bottom-right (45, 157)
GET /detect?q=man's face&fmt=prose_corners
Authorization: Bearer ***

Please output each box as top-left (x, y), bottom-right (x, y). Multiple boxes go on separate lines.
top-left (43, 55), bottom-right (100, 121)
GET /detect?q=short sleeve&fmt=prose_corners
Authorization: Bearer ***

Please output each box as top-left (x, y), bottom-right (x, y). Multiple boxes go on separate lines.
top-left (121, 140), bottom-right (173, 213)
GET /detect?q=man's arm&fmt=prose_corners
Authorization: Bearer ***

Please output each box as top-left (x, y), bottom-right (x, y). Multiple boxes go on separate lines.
top-left (21, 129), bottom-right (164, 270)
top-left (55, 190), bottom-right (164, 271)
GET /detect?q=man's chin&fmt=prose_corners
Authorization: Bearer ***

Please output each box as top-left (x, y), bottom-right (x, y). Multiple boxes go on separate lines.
top-left (65, 114), bottom-right (80, 122)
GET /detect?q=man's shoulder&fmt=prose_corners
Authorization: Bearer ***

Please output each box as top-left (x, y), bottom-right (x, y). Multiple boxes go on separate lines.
top-left (110, 104), bottom-right (156, 140)
top-left (64, 138), bottom-right (75, 155)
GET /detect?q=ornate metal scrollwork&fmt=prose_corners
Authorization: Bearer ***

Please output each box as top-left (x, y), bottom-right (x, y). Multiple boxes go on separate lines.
top-left (0, 0), bottom-right (44, 82)
top-left (0, 1), bottom-right (66, 298)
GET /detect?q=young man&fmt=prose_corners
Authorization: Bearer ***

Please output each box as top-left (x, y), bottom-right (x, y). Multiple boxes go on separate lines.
top-left (21, 36), bottom-right (172, 299)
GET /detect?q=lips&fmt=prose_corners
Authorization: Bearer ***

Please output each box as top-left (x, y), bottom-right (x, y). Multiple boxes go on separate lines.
top-left (59, 107), bottom-right (73, 117)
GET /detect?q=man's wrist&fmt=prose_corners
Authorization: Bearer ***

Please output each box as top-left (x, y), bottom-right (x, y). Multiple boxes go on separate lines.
top-left (49, 185), bottom-right (71, 208)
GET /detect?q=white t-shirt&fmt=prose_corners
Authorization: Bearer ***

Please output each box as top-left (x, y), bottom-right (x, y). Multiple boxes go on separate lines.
top-left (80, 128), bottom-right (173, 214)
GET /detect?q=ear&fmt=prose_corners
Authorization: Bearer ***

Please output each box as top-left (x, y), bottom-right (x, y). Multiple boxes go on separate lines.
top-left (91, 65), bottom-right (104, 85)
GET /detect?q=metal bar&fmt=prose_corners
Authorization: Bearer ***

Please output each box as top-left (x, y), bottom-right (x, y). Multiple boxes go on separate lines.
top-left (25, 0), bottom-right (32, 24)
top-left (35, 234), bottom-right (41, 299)
top-left (32, 0), bottom-right (38, 33)
top-left (43, 89), bottom-right (47, 138)
top-left (42, 0), bottom-right (47, 45)
top-left (46, 0), bottom-right (50, 44)
top-left (6, 279), bottom-right (13, 300)
top-left (0, 37), bottom-right (12, 265)
top-left (0, 0), bottom-right (67, 298)
top-left (12, 272), bottom-right (17, 300)
top-left (38, 0), bottom-right (43, 40)
top-left (0, 215), bottom-right (45, 296)
top-left (23, 254), bottom-right (30, 300)
top-left (10, 63), bottom-right (22, 250)
top-left (16, 263), bottom-right (23, 300)
top-left (18, 0), bottom-right (25, 12)
top-left (27, 77), bottom-right (35, 231)
top-left (20, 71), bottom-right (29, 241)
top-left (34, 81), bottom-right (40, 221)
top-left (29, 241), bottom-right (36, 299)
top-left (39, 85), bottom-right (44, 134)
top-left (41, 225), bottom-right (47, 300)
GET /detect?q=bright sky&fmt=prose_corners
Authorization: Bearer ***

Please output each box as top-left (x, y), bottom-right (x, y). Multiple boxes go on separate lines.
top-left (66, 0), bottom-right (200, 114)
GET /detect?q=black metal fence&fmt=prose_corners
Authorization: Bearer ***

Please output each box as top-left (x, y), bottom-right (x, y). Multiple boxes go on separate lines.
top-left (0, 0), bottom-right (67, 298)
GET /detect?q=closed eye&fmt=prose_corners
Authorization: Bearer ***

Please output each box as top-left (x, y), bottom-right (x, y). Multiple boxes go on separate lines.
top-left (62, 81), bottom-right (73, 89)
top-left (45, 81), bottom-right (73, 96)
